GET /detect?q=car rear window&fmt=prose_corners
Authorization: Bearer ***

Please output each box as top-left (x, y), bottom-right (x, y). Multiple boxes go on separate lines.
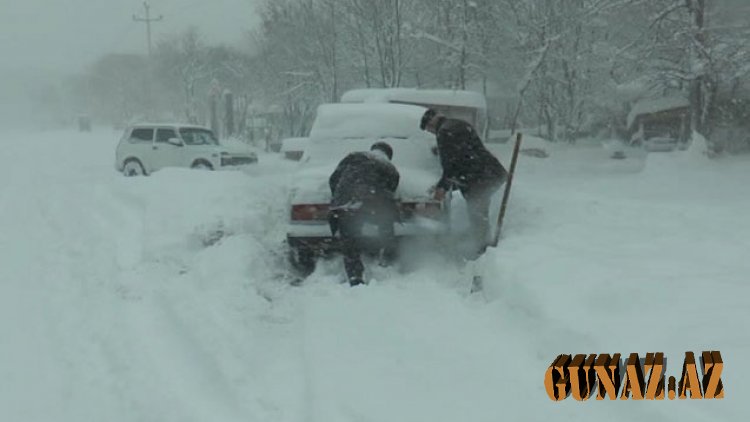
top-left (129, 128), bottom-right (154, 143)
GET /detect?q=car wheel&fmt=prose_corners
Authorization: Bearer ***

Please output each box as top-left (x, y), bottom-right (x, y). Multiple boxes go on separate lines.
top-left (191, 160), bottom-right (213, 170)
top-left (288, 243), bottom-right (316, 277)
top-left (122, 159), bottom-right (146, 177)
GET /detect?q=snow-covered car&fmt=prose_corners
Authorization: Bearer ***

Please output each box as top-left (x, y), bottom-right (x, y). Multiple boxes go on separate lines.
top-left (286, 103), bottom-right (451, 274)
top-left (643, 136), bottom-right (678, 152)
top-left (280, 137), bottom-right (308, 161)
top-left (115, 124), bottom-right (257, 176)
top-left (340, 88), bottom-right (490, 140)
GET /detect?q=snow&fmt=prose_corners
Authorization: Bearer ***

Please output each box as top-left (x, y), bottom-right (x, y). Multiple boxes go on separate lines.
top-left (2, 127), bottom-right (749, 422)
top-left (219, 138), bottom-right (259, 154)
top-left (615, 77), bottom-right (652, 102)
top-left (684, 130), bottom-right (711, 160)
top-left (308, 103), bottom-right (431, 142)
top-left (280, 137), bottom-right (308, 152)
top-left (294, 103), bottom-right (440, 201)
top-left (516, 133), bottom-right (554, 152)
top-left (627, 96), bottom-right (690, 129)
top-left (340, 88), bottom-right (487, 110)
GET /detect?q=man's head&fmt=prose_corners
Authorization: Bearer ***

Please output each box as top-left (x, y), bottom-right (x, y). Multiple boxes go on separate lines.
top-left (420, 108), bottom-right (444, 134)
top-left (370, 141), bottom-right (393, 160)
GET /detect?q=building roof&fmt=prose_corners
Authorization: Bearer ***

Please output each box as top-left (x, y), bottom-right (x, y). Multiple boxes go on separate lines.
top-left (627, 96), bottom-right (689, 129)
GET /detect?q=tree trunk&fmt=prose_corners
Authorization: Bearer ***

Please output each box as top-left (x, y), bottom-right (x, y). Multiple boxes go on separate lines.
top-left (394, 0), bottom-right (402, 87)
top-left (688, 0), bottom-right (719, 153)
top-left (224, 91), bottom-right (234, 137)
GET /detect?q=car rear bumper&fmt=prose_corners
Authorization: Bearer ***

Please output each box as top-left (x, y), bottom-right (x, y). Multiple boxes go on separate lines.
top-left (287, 219), bottom-right (449, 254)
top-left (288, 218), bottom-right (447, 237)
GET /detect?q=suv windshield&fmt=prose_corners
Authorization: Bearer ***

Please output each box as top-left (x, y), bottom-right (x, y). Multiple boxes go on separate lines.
top-left (179, 128), bottom-right (219, 146)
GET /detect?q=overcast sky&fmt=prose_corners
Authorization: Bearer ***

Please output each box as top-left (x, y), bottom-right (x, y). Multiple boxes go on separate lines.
top-left (0, 0), bottom-right (260, 73)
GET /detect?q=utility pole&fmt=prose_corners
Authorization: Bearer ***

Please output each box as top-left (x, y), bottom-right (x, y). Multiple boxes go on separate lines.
top-left (133, 1), bottom-right (162, 120)
top-left (132, 1), bottom-right (163, 56)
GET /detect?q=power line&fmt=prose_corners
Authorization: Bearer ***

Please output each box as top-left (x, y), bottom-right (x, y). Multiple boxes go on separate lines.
top-left (132, 1), bottom-right (163, 56)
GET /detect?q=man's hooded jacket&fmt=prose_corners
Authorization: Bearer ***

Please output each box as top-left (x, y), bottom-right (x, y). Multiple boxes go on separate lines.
top-left (433, 117), bottom-right (507, 192)
top-left (328, 150), bottom-right (400, 234)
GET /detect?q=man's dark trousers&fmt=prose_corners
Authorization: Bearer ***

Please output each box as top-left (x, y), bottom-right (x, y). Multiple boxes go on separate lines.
top-left (334, 206), bottom-right (397, 284)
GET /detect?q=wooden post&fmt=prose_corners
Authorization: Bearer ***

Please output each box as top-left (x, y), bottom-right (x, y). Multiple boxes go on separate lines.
top-left (491, 132), bottom-right (522, 247)
top-left (209, 96), bottom-right (218, 137)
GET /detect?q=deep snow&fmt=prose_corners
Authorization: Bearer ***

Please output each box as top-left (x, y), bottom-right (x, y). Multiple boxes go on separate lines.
top-left (1, 127), bottom-right (748, 421)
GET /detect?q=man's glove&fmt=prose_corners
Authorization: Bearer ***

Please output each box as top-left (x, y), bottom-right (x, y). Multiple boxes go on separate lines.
top-left (428, 185), bottom-right (446, 201)
top-left (328, 211), bottom-right (339, 236)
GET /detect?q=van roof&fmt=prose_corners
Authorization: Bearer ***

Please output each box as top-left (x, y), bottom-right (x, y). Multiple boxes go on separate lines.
top-left (128, 123), bottom-right (212, 130)
top-left (340, 88), bottom-right (487, 109)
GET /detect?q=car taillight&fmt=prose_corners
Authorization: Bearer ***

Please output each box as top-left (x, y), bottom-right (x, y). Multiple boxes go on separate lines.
top-left (291, 204), bottom-right (330, 221)
top-left (400, 201), bottom-right (443, 220)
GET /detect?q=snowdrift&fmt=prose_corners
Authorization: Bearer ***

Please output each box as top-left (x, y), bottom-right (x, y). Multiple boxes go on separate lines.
top-left (2, 128), bottom-right (749, 422)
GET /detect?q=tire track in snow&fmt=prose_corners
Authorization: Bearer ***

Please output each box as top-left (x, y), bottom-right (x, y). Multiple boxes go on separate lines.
top-left (90, 182), bottom-right (147, 271)
top-left (6, 179), bottom-right (138, 420)
top-left (90, 196), bottom-right (294, 420)
top-left (1, 133), bottom-right (308, 421)
top-left (125, 292), bottom-right (249, 421)
top-left (20, 176), bottom-right (252, 420)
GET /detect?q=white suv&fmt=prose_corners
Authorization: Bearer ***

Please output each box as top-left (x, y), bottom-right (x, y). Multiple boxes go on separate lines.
top-left (115, 124), bottom-right (258, 176)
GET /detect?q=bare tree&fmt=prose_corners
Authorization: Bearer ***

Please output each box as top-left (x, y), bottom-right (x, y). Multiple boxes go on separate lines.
top-left (155, 27), bottom-right (213, 124)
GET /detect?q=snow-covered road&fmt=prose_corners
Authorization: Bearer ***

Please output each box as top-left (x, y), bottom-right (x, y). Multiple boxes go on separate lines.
top-left (1, 128), bottom-right (748, 421)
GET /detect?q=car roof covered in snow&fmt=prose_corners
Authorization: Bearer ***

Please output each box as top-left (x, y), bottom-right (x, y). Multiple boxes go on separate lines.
top-left (293, 103), bottom-right (440, 200)
top-left (627, 96), bottom-right (689, 129)
top-left (308, 103), bottom-right (431, 142)
top-left (340, 88), bottom-right (487, 110)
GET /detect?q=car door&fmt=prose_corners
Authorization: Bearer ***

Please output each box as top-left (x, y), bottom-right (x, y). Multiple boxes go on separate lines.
top-left (126, 127), bottom-right (155, 171)
top-left (152, 128), bottom-right (185, 170)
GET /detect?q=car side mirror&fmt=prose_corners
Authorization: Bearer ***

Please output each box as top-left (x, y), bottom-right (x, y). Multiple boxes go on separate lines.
top-left (167, 137), bottom-right (183, 147)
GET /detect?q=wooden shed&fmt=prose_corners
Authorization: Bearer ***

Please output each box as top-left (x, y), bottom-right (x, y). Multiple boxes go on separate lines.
top-left (627, 96), bottom-right (691, 145)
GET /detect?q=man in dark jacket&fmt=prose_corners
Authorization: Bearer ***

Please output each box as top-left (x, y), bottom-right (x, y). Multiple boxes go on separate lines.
top-left (420, 108), bottom-right (508, 259)
top-left (328, 142), bottom-right (400, 286)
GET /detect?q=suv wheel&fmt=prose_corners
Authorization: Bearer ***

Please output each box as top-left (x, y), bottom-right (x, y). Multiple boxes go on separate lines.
top-left (191, 160), bottom-right (213, 170)
top-left (123, 159), bottom-right (146, 176)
